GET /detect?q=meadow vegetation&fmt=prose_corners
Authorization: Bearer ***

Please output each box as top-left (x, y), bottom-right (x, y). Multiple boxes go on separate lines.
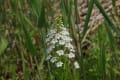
top-left (0, 0), bottom-right (120, 80)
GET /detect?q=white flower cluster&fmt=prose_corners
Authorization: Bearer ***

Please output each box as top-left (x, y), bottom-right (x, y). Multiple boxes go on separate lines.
top-left (46, 22), bottom-right (79, 69)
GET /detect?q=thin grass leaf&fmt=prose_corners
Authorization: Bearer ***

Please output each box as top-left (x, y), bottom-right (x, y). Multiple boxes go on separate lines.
top-left (38, 4), bottom-right (48, 28)
top-left (104, 22), bottom-right (115, 51)
top-left (34, 56), bottom-right (45, 80)
top-left (112, 0), bottom-right (116, 6)
top-left (0, 38), bottom-right (8, 56)
top-left (104, 21), bottom-right (116, 80)
top-left (20, 49), bottom-right (29, 80)
top-left (95, 0), bottom-right (120, 36)
top-left (61, 0), bottom-right (69, 16)
top-left (22, 60), bottom-right (29, 80)
top-left (74, 0), bottom-right (79, 24)
top-left (60, 0), bottom-right (68, 26)
top-left (28, 0), bottom-right (43, 16)
top-left (82, 0), bottom-right (94, 41)
top-left (19, 14), bottom-right (37, 57)
top-left (98, 29), bottom-right (106, 80)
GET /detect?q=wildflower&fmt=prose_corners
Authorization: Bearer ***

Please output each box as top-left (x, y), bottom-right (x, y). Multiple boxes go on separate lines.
top-left (65, 43), bottom-right (74, 49)
top-left (50, 57), bottom-right (57, 63)
top-left (45, 16), bottom-right (78, 68)
top-left (46, 44), bottom-right (55, 54)
top-left (46, 47), bottom-right (52, 54)
top-left (60, 30), bottom-right (69, 36)
top-left (56, 50), bottom-right (64, 56)
top-left (70, 48), bottom-right (75, 52)
top-left (49, 29), bottom-right (57, 34)
top-left (55, 33), bottom-right (61, 39)
top-left (58, 40), bottom-right (65, 45)
top-left (61, 24), bottom-right (65, 28)
top-left (56, 61), bottom-right (63, 67)
top-left (51, 39), bottom-right (58, 44)
top-left (67, 52), bottom-right (75, 58)
top-left (47, 29), bottom-right (56, 37)
top-left (61, 36), bottom-right (72, 42)
top-left (46, 54), bottom-right (52, 60)
top-left (46, 38), bottom-right (50, 42)
top-left (74, 61), bottom-right (80, 69)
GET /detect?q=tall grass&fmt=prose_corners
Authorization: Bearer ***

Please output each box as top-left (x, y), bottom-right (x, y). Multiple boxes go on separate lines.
top-left (0, 0), bottom-right (120, 80)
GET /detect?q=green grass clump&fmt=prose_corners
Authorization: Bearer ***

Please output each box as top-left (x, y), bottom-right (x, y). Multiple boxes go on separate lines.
top-left (0, 0), bottom-right (120, 80)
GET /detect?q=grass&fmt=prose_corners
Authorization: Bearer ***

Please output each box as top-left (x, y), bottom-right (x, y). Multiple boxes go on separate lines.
top-left (0, 0), bottom-right (120, 80)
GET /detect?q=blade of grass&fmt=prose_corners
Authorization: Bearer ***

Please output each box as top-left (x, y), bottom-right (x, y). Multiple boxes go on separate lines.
top-left (0, 38), bottom-right (8, 56)
top-left (95, 0), bottom-right (120, 36)
top-left (60, 0), bottom-right (68, 26)
top-left (64, 0), bottom-right (88, 79)
top-left (19, 14), bottom-right (37, 57)
top-left (20, 44), bottom-right (29, 80)
top-left (22, 54), bottom-right (29, 80)
top-left (82, 0), bottom-right (94, 41)
top-left (112, 0), bottom-right (116, 6)
top-left (38, 4), bottom-right (48, 28)
top-left (28, 0), bottom-right (43, 16)
top-left (80, 2), bottom-right (95, 78)
top-left (104, 21), bottom-right (116, 80)
top-left (98, 28), bottom-right (106, 80)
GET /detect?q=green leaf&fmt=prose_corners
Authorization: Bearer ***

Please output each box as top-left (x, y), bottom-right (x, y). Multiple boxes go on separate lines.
top-left (28, 0), bottom-right (43, 16)
top-left (0, 38), bottom-right (8, 56)
top-left (38, 4), bottom-right (48, 28)
top-left (20, 14), bottom-right (37, 57)
top-left (104, 21), bottom-right (116, 80)
top-left (23, 61), bottom-right (29, 80)
top-left (82, 0), bottom-right (94, 41)
top-left (98, 28), bottom-right (106, 80)
top-left (95, 0), bottom-right (120, 36)
top-left (112, 0), bottom-right (116, 6)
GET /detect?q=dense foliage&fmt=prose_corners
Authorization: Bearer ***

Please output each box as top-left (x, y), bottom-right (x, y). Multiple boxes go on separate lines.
top-left (0, 0), bottom-right (120, 80)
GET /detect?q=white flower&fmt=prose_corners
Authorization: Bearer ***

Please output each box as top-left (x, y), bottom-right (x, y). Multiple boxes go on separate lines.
top-left (62, 36), bottom-right (72, 42)
top-left (51, 39), bottom-right (58, 44)
top-left (61, 24), bottom-right (65, 28)
top-left (67, 37), bottom-right (72, 42)
top-left (47, 29), bottom-right (56, 37)
top-left (49, 29), bottom-right (56, 34)
top-left (56, 50), bottom-right (64, 56)
top-left (74, 61), bottom-right (80, 69)
top-left (50, 57), bottom-right (57, 63)
top-left (56, 61), bottom-right (63, 67)
top-left (66, 37), bottom-right (72, 42)
top-left (46, 38), bottom-right (50, 42)
top-left (47, 45), bottom-right (55, 54)
top-left (46, 33), bottom-right (54, 40)
top-left (65, 43), bottom-right (74, 49)
top-left (70, 48), bottom-right (75, 52)
top-left (61, 36), bottom-right (68, 41)
top-left (46, 22), bottom-right (78, 68)
top-left (59, 40), bottom-right (65, 45)
top-left (55, 33), bottom-right (61, 39)
top-left (67, 52), bottom-right (75, 58)
top-left (60, 30), bottom-right (69, 36)
top-left (46, 54), bottom-right (52, 60)
top-left (46, 47), bottom-right (52, 54)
